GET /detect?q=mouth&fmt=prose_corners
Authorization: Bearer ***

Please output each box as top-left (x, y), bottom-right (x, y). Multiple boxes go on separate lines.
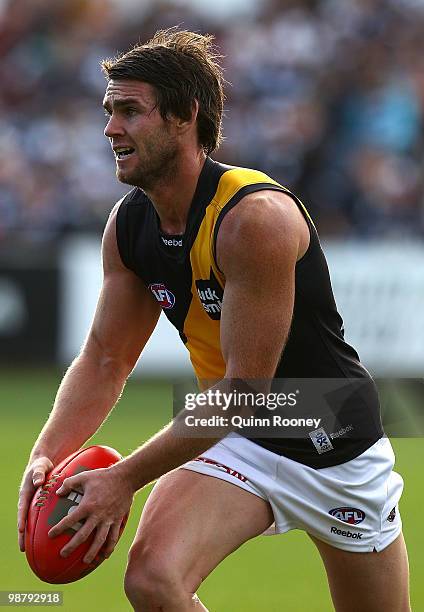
top-left (114, 147), bottom-right (136, 161)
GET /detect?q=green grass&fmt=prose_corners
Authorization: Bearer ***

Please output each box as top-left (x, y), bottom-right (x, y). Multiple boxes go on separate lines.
top-left (1, 369), bottom-right (422, 611)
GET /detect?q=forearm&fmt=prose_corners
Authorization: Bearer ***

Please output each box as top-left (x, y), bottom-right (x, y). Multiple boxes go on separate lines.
top-left (113, 378), bottom-right (259, 491)
top-left (114, 422), bottom-right (217, 491)
top-left (30, 351), bottom-right (128, 466)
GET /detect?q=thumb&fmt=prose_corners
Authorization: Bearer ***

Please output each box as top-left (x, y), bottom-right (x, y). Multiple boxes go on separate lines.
top-left (32, 458), bottom-right (54, 487)
top-left (32, 472), bottom-right (45, 487)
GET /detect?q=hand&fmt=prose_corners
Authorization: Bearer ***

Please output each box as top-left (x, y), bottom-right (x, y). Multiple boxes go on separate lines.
top-left (18, 456), bottom-right (54, 552)
top-left (48, 466), bottom-right (134, 564)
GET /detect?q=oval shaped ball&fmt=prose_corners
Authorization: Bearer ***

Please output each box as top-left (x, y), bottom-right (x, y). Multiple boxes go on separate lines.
top-left (25, 445), bottom-right (128, 584)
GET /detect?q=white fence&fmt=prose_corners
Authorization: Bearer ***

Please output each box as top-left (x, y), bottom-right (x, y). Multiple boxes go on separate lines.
top-left (325, 241), bottom-right (424, 375)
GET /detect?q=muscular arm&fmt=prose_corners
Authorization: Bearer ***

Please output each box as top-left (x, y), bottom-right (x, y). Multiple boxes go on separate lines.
top-left (18, 204), bottom-right (160, 549)
top-left (31, 205), bottom-right (160, 464)
top-left (114, 191), bottom-right (307, 490)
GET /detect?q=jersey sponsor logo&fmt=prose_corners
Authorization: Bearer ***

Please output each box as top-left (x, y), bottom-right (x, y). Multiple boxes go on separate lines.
top-left (309, 427), bottom-right (334, 454)
top-left (387, 507), bottom-right (396, 523)
top-left (330, 526), bottom-right (362, 539)
top-left (161, 236), bottom-right (183, 247)
top-left (329, 507), bottom-right (366, 525)
top-left (149, 283), bottom-right (176, 309)
top-left (195, 272), bottom-right (224, 321)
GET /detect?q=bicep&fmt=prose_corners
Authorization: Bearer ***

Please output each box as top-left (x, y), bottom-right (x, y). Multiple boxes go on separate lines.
top-left (220, 260), bottom-right (295, 380)
top-left (81, 206), bottom-right (161, 374)
top-left (218, 193), bottom-right (300, 380)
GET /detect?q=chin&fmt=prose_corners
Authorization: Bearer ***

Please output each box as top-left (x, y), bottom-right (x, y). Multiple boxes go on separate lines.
top-left (115, 162), bottom-right (146, 186)
top-left (116, 169), bottom-right (136, 186)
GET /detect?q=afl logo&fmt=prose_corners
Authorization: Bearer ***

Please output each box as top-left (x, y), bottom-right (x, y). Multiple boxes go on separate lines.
top-left (149, 283), bottom-right (175, 309)
top-left (329, 507), bottom-right (366, 525)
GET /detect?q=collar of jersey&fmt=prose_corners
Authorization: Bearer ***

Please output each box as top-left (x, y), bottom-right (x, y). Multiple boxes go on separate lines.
top-left (152, 157), bottom-right (225, 263)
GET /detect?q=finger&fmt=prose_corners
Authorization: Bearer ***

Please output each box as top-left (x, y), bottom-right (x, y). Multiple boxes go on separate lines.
top-left (17, 492), bottom-right (30, 533)
top-left (17, 508), bottom-right (27, 552)
top-left (18, 458), bottom-right (54, 552)
top-left (59, 517), bottom-right (97, 558)
top-left (18, 529), bottom-right (25, 553)
top-left (48, 505), bottom-right (87, 538)
top-left (83, 523), bottom-right (111, 564)
top-left (102, 521), bottom-right (122, 558)
top-left (32, 469), bottom-right (46, 487)
top-left (32, 458), bottom-right (54, 486)
top-left (17, 487), bottom-right (33, 552)
top-left (56, 475), bottom-right (83, 497)
top-left (18, 472), bottom-right (41, 532)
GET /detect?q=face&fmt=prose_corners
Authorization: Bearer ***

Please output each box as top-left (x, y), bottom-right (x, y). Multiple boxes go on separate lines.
top-left (103, 80), bottom-right (179, 189)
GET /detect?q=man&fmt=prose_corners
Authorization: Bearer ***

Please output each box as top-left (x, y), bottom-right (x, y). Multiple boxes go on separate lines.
top-left (18, 29), bottom-right (410, 611)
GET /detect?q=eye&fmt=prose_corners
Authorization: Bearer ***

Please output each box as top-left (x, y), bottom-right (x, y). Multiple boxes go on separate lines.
top-left (124, 107), bottom-right (138, 117)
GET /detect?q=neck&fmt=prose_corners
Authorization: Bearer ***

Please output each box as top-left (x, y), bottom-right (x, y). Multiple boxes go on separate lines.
top-left (144, 149), bottom-right (207, 235)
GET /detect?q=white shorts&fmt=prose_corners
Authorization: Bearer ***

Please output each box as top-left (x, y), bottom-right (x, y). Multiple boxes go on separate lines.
top-left (182, 433), bottom-right (403, 552)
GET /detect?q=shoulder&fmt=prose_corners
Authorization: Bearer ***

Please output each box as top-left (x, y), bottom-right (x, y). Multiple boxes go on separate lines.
top-left (102, 189), bottom-right (142, 274)
top-left (106, 188), bottom-right (144, 233)
top-left (114, 188), bottom-right (148, 216)
top-left (219, 189), bottom-right (301, 240)
top-left (216, 189), bottom-right (307, 275)
top-left (213, 163), bottom-right (283, 204)
top-left (107, 188), bottom-right (151, 272)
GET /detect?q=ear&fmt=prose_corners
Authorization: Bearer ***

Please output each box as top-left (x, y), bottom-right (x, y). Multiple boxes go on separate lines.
top-left (175, 99), bottom-right (199, 133)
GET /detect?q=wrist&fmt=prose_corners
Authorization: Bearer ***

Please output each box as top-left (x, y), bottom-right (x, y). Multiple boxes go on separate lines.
top-left (111, 457), bottom-right (144, 494)
top-left (30, 444), bottom-right (64, 468)
top-left (30, 449), bottom-right (53, 463)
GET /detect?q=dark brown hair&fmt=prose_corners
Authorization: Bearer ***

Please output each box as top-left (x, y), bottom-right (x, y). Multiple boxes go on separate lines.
top-left (101, 29), bottom-right (225, 154)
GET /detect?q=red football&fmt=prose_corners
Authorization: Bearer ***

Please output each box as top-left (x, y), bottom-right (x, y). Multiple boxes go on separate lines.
top-left (25, 445), bottom-right (128, 584)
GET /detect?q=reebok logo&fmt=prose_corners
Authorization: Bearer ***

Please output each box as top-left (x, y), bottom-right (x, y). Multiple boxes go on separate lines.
top-left (195, 271), bottom-right (224, 320)
top-left (330, 526), bottom-right (362, 539)
top-left (161, 236), bottom-right (183, 247)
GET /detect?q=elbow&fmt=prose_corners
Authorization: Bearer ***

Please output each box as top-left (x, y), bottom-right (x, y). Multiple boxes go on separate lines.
top-left (98, 354), bottom-right (134, 383)
top-left (78, 341), bottom-right (134, 385)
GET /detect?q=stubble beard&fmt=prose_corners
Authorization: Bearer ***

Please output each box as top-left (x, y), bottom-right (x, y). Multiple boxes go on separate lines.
top-left (116, 134), bottom-right (180, 191)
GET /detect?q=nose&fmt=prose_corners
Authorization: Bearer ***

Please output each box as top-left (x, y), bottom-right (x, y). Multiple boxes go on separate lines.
top-left (104, 114), bottom-right (125, 138)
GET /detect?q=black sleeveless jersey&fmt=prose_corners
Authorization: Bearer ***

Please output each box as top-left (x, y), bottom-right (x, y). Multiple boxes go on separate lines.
top-left (116, 157), bottom-right (383, 468)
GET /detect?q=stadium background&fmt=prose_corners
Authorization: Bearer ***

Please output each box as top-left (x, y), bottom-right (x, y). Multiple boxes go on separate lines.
top-left (1, 0), bottom-right (423, 609)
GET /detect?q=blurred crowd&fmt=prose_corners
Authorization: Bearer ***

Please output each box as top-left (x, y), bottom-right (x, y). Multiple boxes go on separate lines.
top-left (1, 0), bottom-right (424, 243)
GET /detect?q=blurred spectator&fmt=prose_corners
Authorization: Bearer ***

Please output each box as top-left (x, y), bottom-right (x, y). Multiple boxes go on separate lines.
top-left (0, 0), bottom-right (423, 244)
